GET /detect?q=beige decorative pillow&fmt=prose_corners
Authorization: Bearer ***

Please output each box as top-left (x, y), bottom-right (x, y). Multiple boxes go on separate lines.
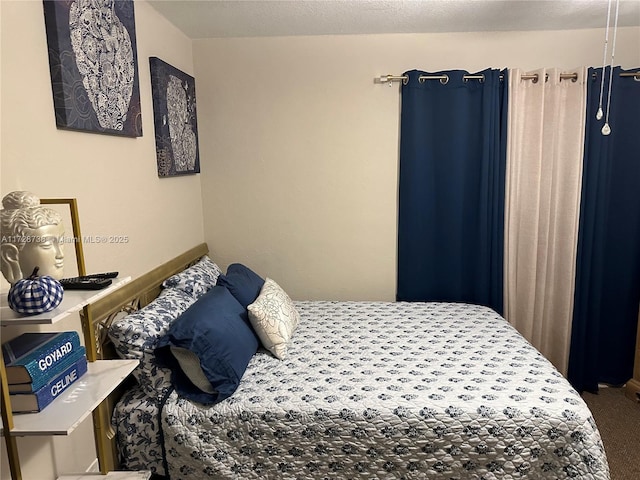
top-left (247, 278), bottom-right (300, 359)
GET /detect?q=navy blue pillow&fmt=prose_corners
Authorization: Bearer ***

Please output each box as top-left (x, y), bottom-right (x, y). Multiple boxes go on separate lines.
top-left (155, 285), bottom-right (259, 404)
top-left (216, 263), bottom-right (265, 308)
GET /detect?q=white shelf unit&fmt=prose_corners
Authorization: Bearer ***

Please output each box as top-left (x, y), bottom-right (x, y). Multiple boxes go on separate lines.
top-left (1, 276), bottom-right (134, 480)
top-left (57, 472), bottom-right (150, 480)
top-left (2, 359), bottom-right (137, 436)
top-left (1, 277), bottom-right (131, 326)
top-left (58, 472), bottom-right (151, 480)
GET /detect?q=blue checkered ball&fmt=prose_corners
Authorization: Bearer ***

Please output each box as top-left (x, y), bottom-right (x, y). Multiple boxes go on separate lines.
top-left (8, 269), bottom-right (64, 315)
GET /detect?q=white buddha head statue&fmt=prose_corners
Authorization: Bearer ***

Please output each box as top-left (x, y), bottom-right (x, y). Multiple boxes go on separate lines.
top-left (1, 191), bottom-right (65, 285)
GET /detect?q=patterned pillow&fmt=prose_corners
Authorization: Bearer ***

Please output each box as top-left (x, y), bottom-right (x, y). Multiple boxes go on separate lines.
top-left (161, 255), bottom-right (222, 298)
top-left (247, 278), bottom-right (300, 359)
top-left (108, 287), bottom-right (196, 393)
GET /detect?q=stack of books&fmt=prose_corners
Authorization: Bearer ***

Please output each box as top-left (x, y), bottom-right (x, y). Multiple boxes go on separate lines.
top-left (2, 331), bottom-right (87, 413)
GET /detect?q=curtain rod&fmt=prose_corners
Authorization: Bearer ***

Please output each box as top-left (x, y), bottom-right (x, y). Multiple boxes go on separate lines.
top-left (378, 71), bottom-right (640, 85)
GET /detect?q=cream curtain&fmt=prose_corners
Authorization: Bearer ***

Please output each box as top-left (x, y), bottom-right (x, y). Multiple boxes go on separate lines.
top-left (504, 67), bottom-right (587, 375)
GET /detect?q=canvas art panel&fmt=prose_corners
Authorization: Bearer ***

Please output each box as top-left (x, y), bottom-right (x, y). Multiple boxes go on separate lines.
top-left (42, 0), bottom-right (142, 137)
top-left (149, 57), bottom-right (201, 177)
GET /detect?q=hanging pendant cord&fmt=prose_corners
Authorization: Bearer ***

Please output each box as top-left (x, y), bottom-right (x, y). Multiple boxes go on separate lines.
top-left (597, 0), bottom-right (613, 120)
top-left (602, 0), bottom-right (621, 136)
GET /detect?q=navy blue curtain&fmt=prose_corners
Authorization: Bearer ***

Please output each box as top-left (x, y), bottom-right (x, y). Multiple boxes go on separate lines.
top-left (568, 66), bottom-right (640, 393)
top-left (397, 69), bottom-right (507, 314)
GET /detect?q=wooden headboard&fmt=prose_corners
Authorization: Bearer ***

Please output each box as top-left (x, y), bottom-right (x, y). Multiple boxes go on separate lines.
top-left (79, 242), bottom-right (209, 472)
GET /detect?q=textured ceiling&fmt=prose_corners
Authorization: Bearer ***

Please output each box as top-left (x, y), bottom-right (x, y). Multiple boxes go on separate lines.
top-left (147, 0), bottom-right (640, 39)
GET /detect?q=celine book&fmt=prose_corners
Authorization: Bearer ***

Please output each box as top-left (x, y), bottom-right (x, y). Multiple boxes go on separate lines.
top-left (2, 331), bottom-right (82, 386)
top-left (9, 354), bottom-right (88, 413)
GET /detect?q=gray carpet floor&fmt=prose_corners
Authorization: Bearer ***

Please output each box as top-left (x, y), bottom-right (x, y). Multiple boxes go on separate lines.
top-left (582, 387), bottom-right (640, 480)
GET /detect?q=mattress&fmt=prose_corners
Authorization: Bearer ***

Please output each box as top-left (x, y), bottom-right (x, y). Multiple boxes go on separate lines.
top-left (157, 301), bottom-right (609, 479)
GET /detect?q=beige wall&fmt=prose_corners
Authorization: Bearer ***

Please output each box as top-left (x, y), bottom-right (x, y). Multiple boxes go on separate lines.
top-left (0, 0), bottom-right (203, 478)
top-left (1, 0), bottom-right (639, 476)
top-left (194, 27), bottom-right (640, 302)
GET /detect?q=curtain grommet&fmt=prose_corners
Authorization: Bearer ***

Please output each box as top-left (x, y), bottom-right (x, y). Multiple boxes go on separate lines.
top-left (440, 75), bottom-right (449, 85)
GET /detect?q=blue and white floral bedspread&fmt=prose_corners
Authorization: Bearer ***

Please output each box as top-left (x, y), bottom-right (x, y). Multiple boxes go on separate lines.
top-left (159, 301), bottom-right (609, 479)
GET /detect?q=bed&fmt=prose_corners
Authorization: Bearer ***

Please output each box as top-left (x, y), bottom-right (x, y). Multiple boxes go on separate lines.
top-left (88, 244), bottom-right (610, 479)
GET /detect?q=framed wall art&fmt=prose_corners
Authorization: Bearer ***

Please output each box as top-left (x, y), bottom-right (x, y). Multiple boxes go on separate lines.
top-left (42, 0), bottom-right (142, 137)
top-left (149, 57), bottom-right (200, 177)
